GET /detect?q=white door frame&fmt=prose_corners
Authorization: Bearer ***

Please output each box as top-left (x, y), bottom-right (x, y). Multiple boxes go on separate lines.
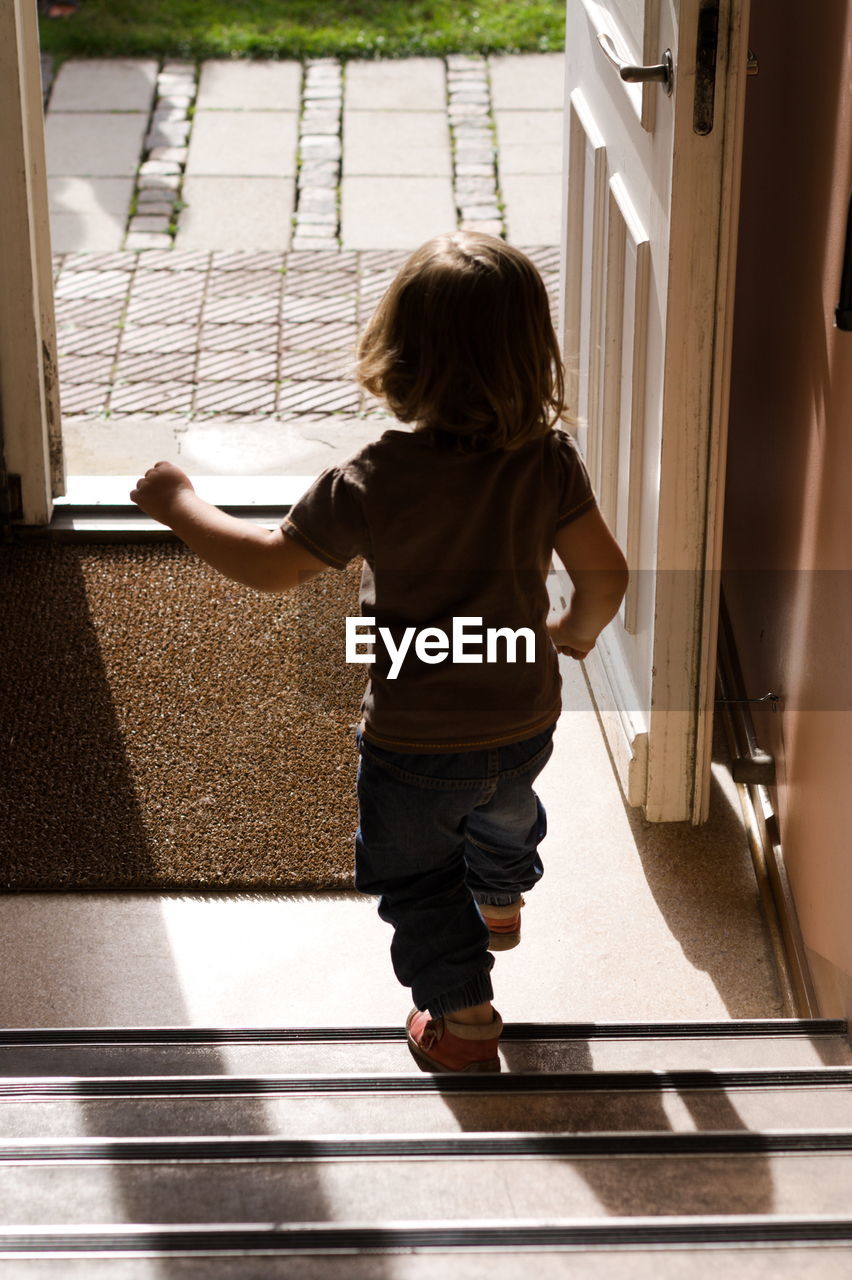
top-left (0, 0), bottom-right (63, 526)
top-left (559, 0), bottom-right (751, 822)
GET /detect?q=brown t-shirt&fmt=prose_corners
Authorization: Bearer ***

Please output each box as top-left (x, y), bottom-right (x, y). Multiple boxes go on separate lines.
top-left (281, 425), bottom-right (597, 752)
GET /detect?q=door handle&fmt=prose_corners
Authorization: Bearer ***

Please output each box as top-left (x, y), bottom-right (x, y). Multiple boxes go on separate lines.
top-left (596, 32), bottom-right (674, 95)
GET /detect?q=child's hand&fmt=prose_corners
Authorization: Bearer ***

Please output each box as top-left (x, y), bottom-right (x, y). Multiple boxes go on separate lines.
top-left (130, 462), bottom-right (195, 526)
top-left (547, 618), bottom-right (594, 661)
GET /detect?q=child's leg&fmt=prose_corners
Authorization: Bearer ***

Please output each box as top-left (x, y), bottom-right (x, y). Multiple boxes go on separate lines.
top-left (463, 725), bottom-right (555, 906)
top-left (353, 730), bottom-right (495, 1019)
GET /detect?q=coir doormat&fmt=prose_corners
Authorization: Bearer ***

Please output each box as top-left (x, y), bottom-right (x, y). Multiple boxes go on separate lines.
top-left (0, 543), bottom-right (365, 890)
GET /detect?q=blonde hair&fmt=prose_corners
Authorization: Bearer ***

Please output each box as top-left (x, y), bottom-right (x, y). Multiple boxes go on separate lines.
top-left (355, 231), bottom-right (573, 452)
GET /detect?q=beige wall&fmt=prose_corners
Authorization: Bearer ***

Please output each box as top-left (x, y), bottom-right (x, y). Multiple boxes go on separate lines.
top-left (722, 0), bottom-right (852, 1016)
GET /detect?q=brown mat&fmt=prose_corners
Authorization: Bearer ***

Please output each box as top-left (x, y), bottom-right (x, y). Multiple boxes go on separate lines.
top-left (0, 543), bottom-right (365, 890)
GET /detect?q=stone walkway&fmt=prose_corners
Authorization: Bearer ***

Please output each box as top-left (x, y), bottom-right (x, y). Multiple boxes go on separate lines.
top-left (42, 54), bottom-right (564, 476)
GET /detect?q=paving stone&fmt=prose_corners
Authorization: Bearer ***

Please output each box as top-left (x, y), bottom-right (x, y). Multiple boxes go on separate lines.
top-left (196, 350), bottom-right (278, 381)
top-left (446, 54), bottom-right (486, 71)
top-left (279, 348), bottom-right (354, 379)
top-left (283, 267), bottom-right (356, 296)
top-left (460, 203), bottom-right (502, 221)
top-left (57, 353), bottom-right (116, 383)
top-left (48, 58), bottom-right (158, 112)
top-left (298, 186), bottom-right (337, 213)
top-left (194, 381), bottom-right (277, 413)
top-left (298, 160), bottom-right (340, 186)
top-left (210, 251), bottom-right (286, 272)
top-left (495, 109), bottom-right (564, 174)
top-left (54, 295), bottom-right (125, 326)
top-left (162, 60), bottom-right (195, 76)
top-left (175, 416), bottom-right (380, 474)
top-left (110, 381), bottom-right (194, 413)
top-left (500, 172), bottom-right (562, 246)
top-left (488, 52), bottom-right (565, 110)
top-left (281, 318), bottom-right (358, 351)
top-left (278, 379), bottom-right (360, 414)
top-left (454, 175), bottom-right (499, 198)
top-left (56, 325), bottom-right (123, 356)
top-left (128, 215), bottom-right (173, 235)
top-left (45, 114), bottom-right (148, 177)
top-left (456, 162), bottom-right (496, 178)
top-left (303, 85), bottom-right (342, 101)
top-left (121, 324), bottom-right (201, 353)
top-left (139, 159), bottom-right (182, 177)
top-left (133, 249), bottom-right (210, 270)
top-left (129, 270), bottom-right (206, 300)
top-left (300, 112), bottom-right (341, 136)
top-left (138, 173), bottom-right (182, 194)
top-left (196, 60), bottom-right (301, 110)
top-left (47, 176), bottom-right (135, 216)
top-left (186, 111), bottom-right (299, 177)
top-left (286, 248), bottom-right (358, 271)
top-left (345, 58), bottom-right (446, 111)
top-left (126, 288), bottom-right (204, 327)
top-left (58, 382), bottom-right (111, 413)
top-left (132, 200), bottom-right (175, 217)
top-left (198, 323), bottom-right (279, 352)
top-left (282, 292), bottom-right (356, 323)
top-left (157, 94), bottom-right (194, 111)
top-left (146, 120), bottom-right (191, 148)
top-left (114, 352), bottom-right (198, 382)
top-left (206, 271), bottom-right (281, 299)
top-left (202, 293), bottom-right (281, 325)
top-left (344, 112), bottom-right (451, 177)
top-left (448, 101), bottom-right (490, 119)
top-left (54, 268), bottom-right (131, 300)
top-left (176, 177), bottom-right (294, 250)
top-left (455, 146), bottom-right (495, 166)
top-left (295, 212), bottom-right (338, 229)
top-left (300, 135), bottom-right (342, 162)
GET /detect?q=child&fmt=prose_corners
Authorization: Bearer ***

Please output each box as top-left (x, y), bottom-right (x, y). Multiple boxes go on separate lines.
top-left (130, 231), bottom-right (628, 1073)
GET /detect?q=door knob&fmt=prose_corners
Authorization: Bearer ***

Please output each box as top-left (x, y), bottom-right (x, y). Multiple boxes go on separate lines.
top-left (596, 32), bottom-right (674, 95)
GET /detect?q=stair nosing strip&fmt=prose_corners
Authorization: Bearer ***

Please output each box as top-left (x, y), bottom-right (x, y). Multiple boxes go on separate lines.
top-left (1, 1216), bottom-right (852, 1253)
top-left (2, 1068), bottom-right (852, 1100)
top-left (0, 1019), bottom-right (845, 1047)
top-left (1, 1130), bottom-right (852, 1162)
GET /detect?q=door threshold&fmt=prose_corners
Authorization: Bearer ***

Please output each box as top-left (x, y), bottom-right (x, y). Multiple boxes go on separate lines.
top-left (24, 475), bottom-right (315, 540)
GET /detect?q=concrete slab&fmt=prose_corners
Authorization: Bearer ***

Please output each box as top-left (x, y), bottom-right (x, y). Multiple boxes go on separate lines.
top-left (184, 111), bottom-right (299, 177)
top-left (343, 111), bottom-right (452, 177)
top-left (341, 176), bottom-right (456, 249)
top-left (501, 173), bottom-right (563, 246)
top-left (48, 58), bottom-right (158, 112)
top-left (61, 416), bottom-right (188, 475)
top-left (176, 416), bottom-right (385, 474)
top-left (47, 176), bottom-right (135, 216)
top-left (176, 178), bottom-right (295, 250)
top-left (45, 113), bottom-right (149, 177)
top-left (196, 60), bottom-right (302, 110)
top-left (494, 110), bottom-right (564, 174)
top-left (488, 52), bottom-right (565, 110)
top-left (49, 210), bottom-right (127, 253)
top-left (345, 58), bottom-right (446, 111)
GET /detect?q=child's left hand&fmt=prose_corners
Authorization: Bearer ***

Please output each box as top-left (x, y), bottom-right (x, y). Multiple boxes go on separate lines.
top-left (130, 461), bottom-right (195, 525)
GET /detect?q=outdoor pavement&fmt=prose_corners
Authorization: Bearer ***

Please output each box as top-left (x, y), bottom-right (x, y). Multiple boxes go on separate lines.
top-left (42, 53), bottom-right (564, 477)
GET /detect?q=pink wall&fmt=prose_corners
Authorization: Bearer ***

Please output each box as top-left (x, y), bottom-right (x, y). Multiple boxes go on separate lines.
top-left (722, 0), bottom-right (852, 1014)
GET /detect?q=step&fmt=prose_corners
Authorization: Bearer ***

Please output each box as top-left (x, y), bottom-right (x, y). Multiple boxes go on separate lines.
top-left (2, 1073), bottom-right (851, 1139)
top-left (4, 1244), bottom-right (852, 1279)
top-left (2, 1134), bottom-right (852, 1224)
top-left (5, 1252), bottom-right (852, 1280)
top-left (0, 1020), bottom-right (848, 1078)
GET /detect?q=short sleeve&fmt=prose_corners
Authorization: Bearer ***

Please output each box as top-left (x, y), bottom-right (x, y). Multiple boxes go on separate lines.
top-left (281, 463), bottom-right (369, 570)
top-left (552, 429), bottom-right (598, 528)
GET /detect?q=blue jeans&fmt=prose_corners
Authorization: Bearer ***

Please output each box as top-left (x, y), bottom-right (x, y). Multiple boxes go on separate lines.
top-left (354, 723), bottom-right (556, 1018)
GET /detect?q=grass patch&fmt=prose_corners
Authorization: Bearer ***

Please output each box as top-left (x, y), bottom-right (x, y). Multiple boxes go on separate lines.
top-left (39, 1), bottom-right (565, 61)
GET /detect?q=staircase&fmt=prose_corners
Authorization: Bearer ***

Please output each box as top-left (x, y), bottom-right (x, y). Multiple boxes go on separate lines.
top-left (1, 1019), bottom-right (852, 1275)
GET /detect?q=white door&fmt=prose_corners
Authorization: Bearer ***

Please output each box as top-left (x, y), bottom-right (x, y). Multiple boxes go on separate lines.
top-left (558, 0), bottom-right (750, 821)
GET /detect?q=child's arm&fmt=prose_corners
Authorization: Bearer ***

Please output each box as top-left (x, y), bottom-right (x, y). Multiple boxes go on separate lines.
top-left (548, 506), bottom-right (629, 659)
top-left (130, 462), bottom-right (330, 593)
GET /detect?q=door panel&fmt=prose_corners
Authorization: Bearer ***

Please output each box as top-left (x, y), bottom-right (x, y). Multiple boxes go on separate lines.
top-left (560, 0), bottom-right (750, 820)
